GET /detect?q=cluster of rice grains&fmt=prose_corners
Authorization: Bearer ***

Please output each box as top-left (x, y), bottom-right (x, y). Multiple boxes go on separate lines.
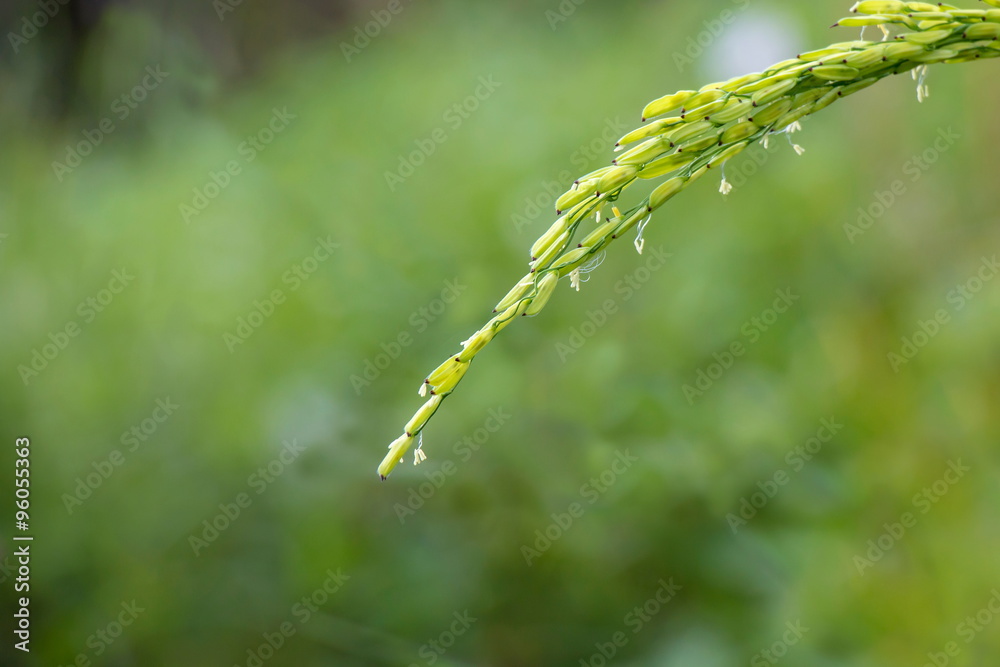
top-left (377, 1), bottom-right (999, 479)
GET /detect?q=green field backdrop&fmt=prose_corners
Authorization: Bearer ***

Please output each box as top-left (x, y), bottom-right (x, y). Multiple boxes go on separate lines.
top-left (1, 0), bottom-right (999, 665)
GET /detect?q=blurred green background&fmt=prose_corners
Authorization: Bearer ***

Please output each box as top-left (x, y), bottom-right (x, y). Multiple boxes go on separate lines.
top-left (2, 0), bottom-right (999, 665)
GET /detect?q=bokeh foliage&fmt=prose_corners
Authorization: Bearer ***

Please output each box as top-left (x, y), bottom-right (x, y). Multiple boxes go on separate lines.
top-left (1, 0), bottom-right (999, 665)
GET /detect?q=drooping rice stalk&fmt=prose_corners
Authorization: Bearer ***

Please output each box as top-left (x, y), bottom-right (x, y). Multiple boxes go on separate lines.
top-left (377, 1), bottom-right (1000, 479)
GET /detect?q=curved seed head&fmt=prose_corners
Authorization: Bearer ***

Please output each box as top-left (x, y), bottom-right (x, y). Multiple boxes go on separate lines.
top-left (666, 119), bottom-right (714, 145)
top-left (912, 48), bottom-right (959, 63)
top-left (708, 141), bottom-right (750, 169)
top-left (901, 29), bottom-right (952, 45)
top-left (720, 121), bottom-right (760, 144)
top-left (580, 220), bottom-right (620, 247)
top-left (682, 98), bottom-right (729, 120)
top-left (429, 359), bottom-right (470, 396)
top-left (835, 15), bottom-right (899, 27)
top-left (751, 79), bottom-right (797, 105)
top-left (378, 433), bottom-right (414, 479)
top-left (642, 90), bottom-right (696, 120)
top-left (709, 98), bottom-right (754, 124)
top-left (493, 274), bottom-right (534, 312)
top-left (404, 395), bottom-right (444, 437)
top-left (852, 1), bottom-right (905, 14)
top-left (883, 41), bottom-right (927, 59)
top-left (772, 105), bottom-right (812, 132)
top-left (678, 131), bottom-right (722, 153)
top-left (843, 46), bottom-right (889, 68)
top-left (680, 89), bottom-right (726, 112)
top-left (717, 72), bottom-right (765, 91)
top-left (457, 328), bottom-right (496, 362)
top-left (573, 166), bottom-right (616, 183)
top-left (638, 152), bottom-right (697, 179)
top-left (552, 247), bottom-right (592, 274)
top-left (810, 64), bottom-right (861, 81)
top-left (964, 23), bottom-right (1000, 40)
top-left (531, 229), bottom-right (571, 272)
top-left (748, 98), bottom-right (793, 126)
top-left (614, 137), bottom-right (669, 167)
top-left (555, 183), bottom-right (596, 215)
top-left (426, 356), bottom-right (463, 388)
top-left (648, 177), bottom-right (687, 210)
top-left (736, 68), bottom-right (806, 94)
top-left (491, 301), bottom-right (529, 335)
top-left (793, 87), bottom-right (833, 106)
top-left (809, 88), bottom-right (842, 113)
top-left (530, 215), bottom-right (571, 260)
top-left (615, 118), bottom-right (683, 148)
top-left (523, 272), bottom-right (560, 316)
top-left (687, 165), bottom-right (710, 185)
top-left (948, 9), bottom-right (987, 18)
top-left (596, 165), bottom-right (638, 195)
top-left (839, 76), bottom-right (879, 97)
top-left (612, 208), bottom-right (649, 237)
